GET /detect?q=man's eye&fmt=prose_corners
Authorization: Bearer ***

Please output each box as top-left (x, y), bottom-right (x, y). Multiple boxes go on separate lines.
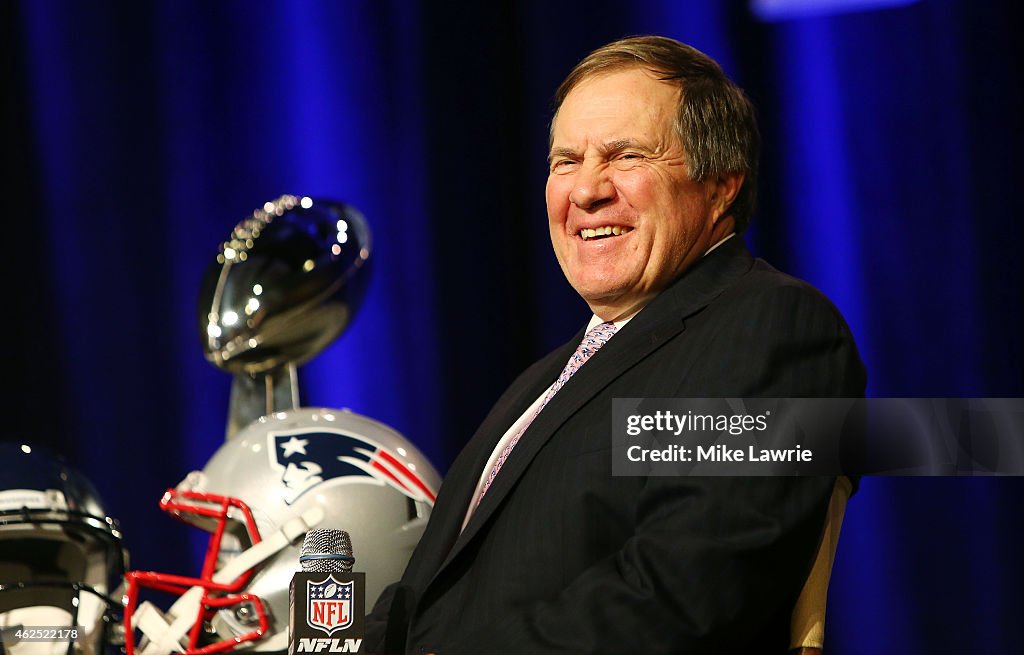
top-left (619, 153), bottom-right (644, 161)
top-left (551, 159), bottom-right (577, 171)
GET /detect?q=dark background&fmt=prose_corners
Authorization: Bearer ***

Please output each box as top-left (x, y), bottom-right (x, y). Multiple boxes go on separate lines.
top-left (3, 0), bottom-right (1022, 652)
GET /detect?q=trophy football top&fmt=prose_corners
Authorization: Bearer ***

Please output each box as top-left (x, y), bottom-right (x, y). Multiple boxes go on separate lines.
top-left (198, 195), bottom-right (371, 375)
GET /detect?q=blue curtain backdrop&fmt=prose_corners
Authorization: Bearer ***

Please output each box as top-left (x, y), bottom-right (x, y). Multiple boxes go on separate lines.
top-left (4, 0), bottom-right (1021, 652)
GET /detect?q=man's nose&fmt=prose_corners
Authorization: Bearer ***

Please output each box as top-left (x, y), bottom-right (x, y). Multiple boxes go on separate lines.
top-left (569, 162), bottom-right (615, 210)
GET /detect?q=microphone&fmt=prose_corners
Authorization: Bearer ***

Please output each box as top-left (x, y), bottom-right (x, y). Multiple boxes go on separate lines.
top-left (289, 529), bottom-right (366, 654)
top-left (300, 529), bottom-right (355, 573)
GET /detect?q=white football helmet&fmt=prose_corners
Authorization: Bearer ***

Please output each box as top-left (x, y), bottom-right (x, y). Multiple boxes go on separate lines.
top-left (122, 408), bottom-right (439, 654)
top-left (0, 442), bottom-right (128, 655)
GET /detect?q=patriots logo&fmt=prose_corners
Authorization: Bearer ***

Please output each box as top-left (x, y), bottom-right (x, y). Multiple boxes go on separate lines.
top-left (270, 429), bottom-right (436, 505)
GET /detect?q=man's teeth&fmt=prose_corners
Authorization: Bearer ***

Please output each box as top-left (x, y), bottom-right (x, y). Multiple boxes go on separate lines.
top-left (579, 226), bottom-right (632, 241)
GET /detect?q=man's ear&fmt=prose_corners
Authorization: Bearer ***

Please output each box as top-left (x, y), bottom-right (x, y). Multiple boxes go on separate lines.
top-left (709, 171), bottom-right (745, 224)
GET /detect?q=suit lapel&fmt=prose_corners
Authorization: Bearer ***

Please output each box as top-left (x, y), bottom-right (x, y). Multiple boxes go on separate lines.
top-left (429, 237), bottom-right (755, 582)
top-left (408, 334), bottom-right (582, 584)
top-left (447, 314), bottom-right (687, 557)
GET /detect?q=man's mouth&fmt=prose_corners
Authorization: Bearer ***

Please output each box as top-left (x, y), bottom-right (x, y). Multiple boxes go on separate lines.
top-left (579, 225), bottom-right (633, 241)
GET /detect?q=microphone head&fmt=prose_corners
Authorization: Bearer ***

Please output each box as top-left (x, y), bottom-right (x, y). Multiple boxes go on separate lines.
top-left (299, 528), bottom-right (355, 573)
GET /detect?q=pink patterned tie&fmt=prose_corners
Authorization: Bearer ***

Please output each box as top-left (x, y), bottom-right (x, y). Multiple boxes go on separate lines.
top-left (476, 321), bottom-right (619, 505)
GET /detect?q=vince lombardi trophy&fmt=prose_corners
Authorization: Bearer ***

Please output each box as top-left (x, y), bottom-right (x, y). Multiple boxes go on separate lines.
top-left (197, 194), bottom-right (371, 435)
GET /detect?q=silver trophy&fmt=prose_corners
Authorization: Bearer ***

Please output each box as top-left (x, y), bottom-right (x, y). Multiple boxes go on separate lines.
top-left (197, 194), bottom-right (371, 437)
top-left (119, 196), bottom-right (439, 654)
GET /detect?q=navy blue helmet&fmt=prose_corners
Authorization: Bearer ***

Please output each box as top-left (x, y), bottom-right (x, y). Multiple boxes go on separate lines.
top-left (0, 442), bottom-right (128, 655)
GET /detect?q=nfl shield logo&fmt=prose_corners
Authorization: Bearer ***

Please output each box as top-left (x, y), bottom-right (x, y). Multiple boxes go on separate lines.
top-left (306, 575), bottom-right (354, 635)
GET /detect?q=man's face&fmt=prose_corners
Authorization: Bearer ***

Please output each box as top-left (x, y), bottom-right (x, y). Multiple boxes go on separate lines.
top-left (546, 68), bottom-right (736, 321)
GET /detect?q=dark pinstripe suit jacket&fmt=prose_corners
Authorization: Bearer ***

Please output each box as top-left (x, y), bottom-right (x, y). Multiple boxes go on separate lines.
top-left (367, 236), bottom-right (866, 654)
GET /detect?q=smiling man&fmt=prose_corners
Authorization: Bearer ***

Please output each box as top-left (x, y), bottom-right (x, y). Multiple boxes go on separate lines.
top-left (366, 36), bottom-right (865, 654)
top-left (546, 64), bottom-right (742, 322)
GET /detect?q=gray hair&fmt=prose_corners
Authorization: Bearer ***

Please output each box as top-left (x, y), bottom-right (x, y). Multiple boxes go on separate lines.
top-left (552, 36), bottom-right (760, 233)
